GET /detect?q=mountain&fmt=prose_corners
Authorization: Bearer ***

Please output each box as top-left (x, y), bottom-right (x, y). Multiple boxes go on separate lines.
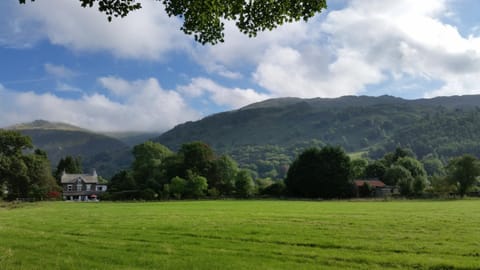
top-left (6, 119), bottom-right (89, 132)
top-left (5, 120), bottom-right (132, 178)
top-left (101, 131), bottom-right (161, 147)
top-left (155, 95), bottom-right (480, 178)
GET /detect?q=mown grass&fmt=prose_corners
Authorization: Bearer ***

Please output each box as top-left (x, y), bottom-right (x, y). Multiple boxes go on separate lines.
top-left (0, 200), bottom-right (479, 269)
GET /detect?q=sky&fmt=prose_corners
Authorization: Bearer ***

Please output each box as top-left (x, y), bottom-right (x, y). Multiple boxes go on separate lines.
top-left (1, 0), bottom-right (480, 132)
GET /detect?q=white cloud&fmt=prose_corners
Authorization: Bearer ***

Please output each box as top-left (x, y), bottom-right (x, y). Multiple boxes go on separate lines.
top-left (191, 19), bottom-right (316, 70)
top-left (251, 43), bottom-right (384, 98)
top-left (98, 76), bottom-right (133, 97)
top-left (200, 62), bottom-right (243, 80)
top-left (55, 82), bottom-right (83, 93)
top-left (0, 78), bottom-right (199, 132)
top-left (191, 0), bottom-right (480, 98)
top-left (44, 63), bottom-right (77, 79)
top-left (179, 77), bottom-right (270, 109)
top-left (320, 0), bottom-right (480, 97)
top-left (6, 0), bottom-right (190, 59)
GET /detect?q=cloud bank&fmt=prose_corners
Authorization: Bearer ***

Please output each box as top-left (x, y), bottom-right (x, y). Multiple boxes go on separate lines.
top-left (7, 0), bottom-right (189, 59)
top-left (0, 78), bottom-right (199, 132)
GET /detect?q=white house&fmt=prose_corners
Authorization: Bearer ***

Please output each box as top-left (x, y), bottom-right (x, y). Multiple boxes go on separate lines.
top-left (61, 169), bottom-right (107, 201)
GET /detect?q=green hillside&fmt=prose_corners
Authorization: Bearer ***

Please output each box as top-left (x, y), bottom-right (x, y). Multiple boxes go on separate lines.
top-left (102, 131), bottom-right (161, 147)
top-left (156, 95), bottom-right (480, 178)
top-left (5, 120), bottom-right (132, 178)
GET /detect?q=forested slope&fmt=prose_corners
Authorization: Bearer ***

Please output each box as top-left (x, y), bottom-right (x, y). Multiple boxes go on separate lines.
top-left (156, 95), bottom-right (480, 178)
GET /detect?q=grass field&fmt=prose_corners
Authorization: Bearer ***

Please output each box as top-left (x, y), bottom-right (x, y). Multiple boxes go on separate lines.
top-left (0, 200), bottom-right (479, 270)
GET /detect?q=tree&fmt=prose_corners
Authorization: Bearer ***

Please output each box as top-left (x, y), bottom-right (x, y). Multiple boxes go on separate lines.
top-left (285, 146), bottom-right (352, 198)
top-left (446, 155), bottom-right (480, 197)
top-left (108, 170), bottom-right (139, 200)
top-left (422, 155), bottom-right (445, 176)
top-left (395, 157), bottom-right (427, 195)
top-left (185, 173), bottom-right (208, 198)
top-left (4, 156), bottom-right (29, 200)
top-left (179, 141), bottom-right (215, 177)
top-left (395, 157), bottom-right (427, 179)
top-left (351, 158), bottom-right (368, 179)
top-left (382, 155), bottom-right (427, 196)
top-left (54, 156), bottom-right (82, 182)
top-left (235, 170), bottom-right (255, 198)
top-left (207, 155), bottom-right (238, 195)
top-left (0, 130), bottom-right (32, 156)
top-left (412, 176), bottom-right (426, 196)
top-left (429, 175), bottom-right (455, 196)
top-left (364, 161), bottom-right (386, 181)
top-left (261, 181), bottom-right (286, 197)
top-left (0, 131), bottom-right (59, 200)
top-left (132, 141), bottom-right (172, 186)
top-left (383, 165), bottom-right (411, 186)
top-left (397, 176), bottom-right (414, 197)
top-left (170, 176), bottom-right (187, 199)
top-left (1, 131), bottom-right (33, 199)
top-left (161, 154), bottom-right (184, 182)
top-left (19, 0), bottom-right (327, 44)
top-left (24, 150), bottom-right (59, 200)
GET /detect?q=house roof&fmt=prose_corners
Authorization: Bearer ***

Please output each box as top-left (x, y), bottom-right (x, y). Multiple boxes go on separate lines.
top-left (354, 179), bottom-right (386, 188)
top-left (61, 172), bottom-right (98, 184)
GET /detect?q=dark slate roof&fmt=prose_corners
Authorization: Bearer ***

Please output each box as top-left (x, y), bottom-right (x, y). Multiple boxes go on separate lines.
top-left (61, 173), bottom-right (98, 184)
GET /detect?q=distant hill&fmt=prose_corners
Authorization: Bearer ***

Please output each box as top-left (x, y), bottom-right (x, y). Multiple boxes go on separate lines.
top-left (5, 120), bottom-right (133, 178)
top-left (7, 119), bottom-right (89, 131)
top-left (102, 131), bottom-right (161, 147)
top-left (156, 95), bottom-right (480, 178)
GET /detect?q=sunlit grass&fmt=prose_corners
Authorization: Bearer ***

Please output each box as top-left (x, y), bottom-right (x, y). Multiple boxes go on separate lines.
top-left (0, 200), bottom-right (479, 269)
top-left (348, 151), bottom-right (368, 160)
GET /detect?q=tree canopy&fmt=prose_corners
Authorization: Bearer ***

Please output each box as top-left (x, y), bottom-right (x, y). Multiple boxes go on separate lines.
top-left (54, 156), bottom-right (82, 182)
top-left (19, 0), bottom-right (327, 44)
top-left (0, 130), bottom-right (59, 200)
top-left (285, 146), bottom-right (352, 198)
top-left (446, 155), bottom-right (480, 197)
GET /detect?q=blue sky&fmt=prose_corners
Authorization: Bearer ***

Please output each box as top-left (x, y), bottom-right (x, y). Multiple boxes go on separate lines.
top-left (1, 0), bottom-right (480, 132)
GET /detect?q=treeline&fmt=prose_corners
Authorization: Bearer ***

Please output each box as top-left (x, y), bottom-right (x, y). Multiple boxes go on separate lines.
top-left (105, 141), bottom-right (263, 200)
top-left (1, 130), bottom-right (479, 201)
top-left (105, 139), bottom-right (480, 200)
top-left (286, 146), bottom-right (480, 198)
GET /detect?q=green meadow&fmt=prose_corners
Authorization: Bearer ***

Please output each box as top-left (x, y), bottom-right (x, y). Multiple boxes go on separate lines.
top-left (0, 200), bottom-right (479, 270)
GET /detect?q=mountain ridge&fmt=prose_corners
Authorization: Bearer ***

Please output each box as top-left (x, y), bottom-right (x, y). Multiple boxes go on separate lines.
top-left (3, 120), bottom-right (133, 178)
top-left (6, 119), bottom-right (90, 132)
top-left (156, 94), bottom-right (480, 156)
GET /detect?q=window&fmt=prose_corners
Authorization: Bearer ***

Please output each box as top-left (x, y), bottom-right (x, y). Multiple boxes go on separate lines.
top-left (86, 184), bottom-right (91, 191)
top-left (67, 185), bottom-right (72, 191)
top-left (97, 186), bottom-right (103, 191)
top-left (77, 183), bottom-right (82, 191)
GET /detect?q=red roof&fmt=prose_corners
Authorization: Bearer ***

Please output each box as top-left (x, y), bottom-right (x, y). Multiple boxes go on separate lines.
top-left (354, 179), bottom-right (386, 188)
